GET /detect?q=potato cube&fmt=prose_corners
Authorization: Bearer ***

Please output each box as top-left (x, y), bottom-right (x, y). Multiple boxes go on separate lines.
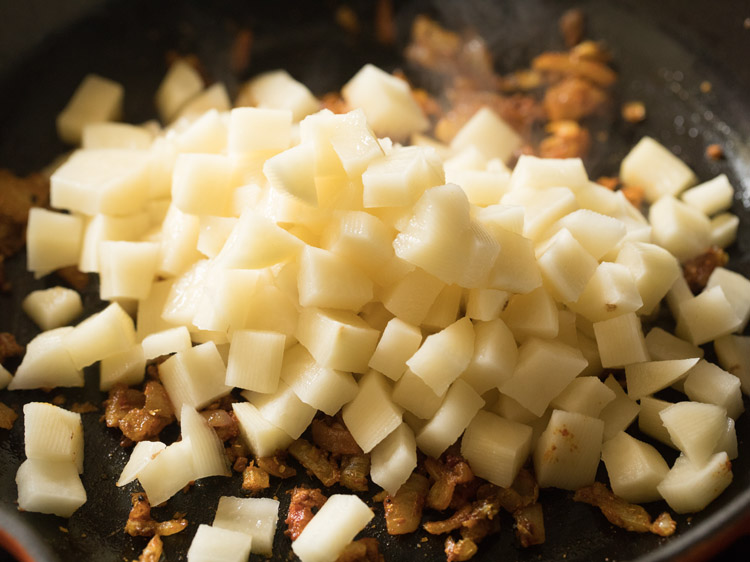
top-left (675, 286), bottom-right (741, 345)
top-left (660, 401), bottom-right (728, 465)
top-left (63, 302), bottom-right (136, 369)
top-left (263, 142), bottom-right (318, 205)
top-left (297, 246), bottom-right (373, 311)
top-left (593, 312), bottom-right (650, 368)
top-left (226, 330), bottom-right (286, 393)
top-left (379, 267), bottom-right (444, 326)
top-left (141, 326), bottom-right (191, 360)
top-left (620, 136), bottom-right (697, 202)
top-left (26, 208), bottom-right (83, 278)
top-left (24, 403), bottom-right (84, 473)
top-left (8, 328), bottom-right (83, 390)
top-left (502, 287), bottom-right (558, 341)
top-left (155, 59), bottom-right (204, 122)
top-left (601, 432), bottom-right (669, 503)
top-left (241, 69), bottom-right (319, 122)
top-left (342, 371), bottom-right (403, 453)
top-left (370, 423), bottom-right (417, 495)
top-left (706, 267), bottom-right (750, 332)
top-left (232, 402), bottom-right (293, 457)
top-left (22, 286), bottom-right (83, 331)
top-left (599, 375), bottom-right (640, 441)
top-left (16, 459), bottom-right (86, 518)
top-left (137, 439), bottom-right (196, 506)
top-left (451, 107), bottom-right (521, 163)
top-left (116, 441), bottom-right (166, 487)
top-left (508, 155), bottom-right (588, 192)
top-left (228, 107), bottom-right (292, 153)
top-left (460, 318), bottom-right (517, 394)
top-left (680, 174), bottom-right (734, 216)
top-left (187, 524), bottom-right (253, 562)
top-left (625, 358), bottom-right (699, 400)
top-left (57, 74), bottom-right (123, 144)
top-left (657, 452), bottom-right (732, 513)
top-left (615, 241), bottom-right (681, 315)
top-left (550, 377), bottom-right (616, 418)
top-left (213, 496), bottom-right (280, 555)
top-left (172, 153), bottom-right (233, 217)
top-left (368, 318), bottom-right (422, 381)
top-left (392, 369), bottom-right (444, 420)
top-left (99, 344), bottom-right (146, 391)
top-left (683, 360), bottom-right (744, 419)
top-left (99, 241), bottom-right (159, 300)
top-left (538, 228), bottom-right (598, 303)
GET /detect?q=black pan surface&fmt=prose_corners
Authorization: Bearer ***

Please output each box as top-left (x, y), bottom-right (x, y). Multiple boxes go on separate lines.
top-left (1, 1), bottom-right (749, 561)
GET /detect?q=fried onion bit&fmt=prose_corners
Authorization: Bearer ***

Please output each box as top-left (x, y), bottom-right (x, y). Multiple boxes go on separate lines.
top-left (135, 534), bottom-right (163, 562)
top-left (573, 482), bottom-right (676, 537)
top-left (335, 537), bottom-right (383, 562)
top-left (285, 486), bottom-right (328, 540)
top-left (384, 473), bottom-right (430, 535)
top-left (124, 492), bottom-right (187, 537)
top-left (288, 438), bottom-right (340, 487)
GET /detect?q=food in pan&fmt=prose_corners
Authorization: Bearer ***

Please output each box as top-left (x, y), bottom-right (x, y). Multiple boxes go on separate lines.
top-left (1, 9), bottom-right (748, 562)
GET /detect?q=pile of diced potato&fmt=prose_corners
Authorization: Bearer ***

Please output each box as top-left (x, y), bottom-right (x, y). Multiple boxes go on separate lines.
top-left (6, 58), bottom-right (750, 561)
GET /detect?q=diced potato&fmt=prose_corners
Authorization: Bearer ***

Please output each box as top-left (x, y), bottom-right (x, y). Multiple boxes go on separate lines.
top-left (451, 107), bottom-right (521, 163)
top-left (533, 409), bottom-right (604, 490)
top-left (415, 379), bottom-right (484, 458)
top-left (228, 107), bottom-right (292, 153)
top-left (137, 438), bottom-right (196, 506)
top-left (329, 109), bottom-right (385, 178)
top-left (342, 64), bottom-right (428, 141)
top-left (177, 83), bottom-right (231, 119)
top-left (193, 268), bottom-right (265, 334)
top-left (460, 318), bottom-right (518, 394)
top-left (26, 208), bottom-right (83, 278)
top-left (187, 524), bottom-right (253, 562)
top-left (675, 286), bottom-right (741, 345)
top-left (292, 494), bottom-right (374, 562)
top-left (368, 317), bottom-right (422, 381)
top-left (50, 149), bottom-right (150, 216)
top-left (552, 209), bottom-right (626, 260)
top-left (15, 459), bottom-right (86, 518)
top-left (370, 423), bottom-right (417, 495)
top-left (569, 262), bottom-right (643, 323)
top-left (342, 370), bottom-right (403, 453)
top-left (461, 410), bottom-right (532, 488)
top-left (213, 496), bottom-right (280, 555)
top-left (297, 246), bottom-right (373, 311)
top-left (226, 330), bottom-right (285, 393)
top-left (475, 203), bottom-right (525, 235)
top-left (157, 204), bottom-right (202, 277)
top-left (490, 393), bottom-right (539, 425)
top-left (550, 377), bottom-right (616, 418)
top-left (706, 267), bottom-right (750, 332)
top-left (141, 326), bottom-right (191, 360)
top-left (159, 341), bottom-right (232, 417)
top-left (82, 122), bottom-right (152, 150)
top-left (63, 302), bottom-right (136, 370)
top-left (499, 338), bottom-right (587, 417)
top-left (680, 174), bottom-right (734, 216)
top-left (321, 211), bottom-right (395, 281)
top-left (379, 267), bottom-right (444, 326)
top-left (593, 312), bottom-right (650, 368)
top-left (503, 186), bottom-right (577, 242)
top-left (22, 286), bottom-right (83, 330)
top-left (714, 334), bottom-right (750, 395)
top-left (657, 452), bottom-right (732, 513)
top-left (155, 59), bottom-right (204, 123)
top-left (615, 241), bottom-right (681, 315)
top-left (57, 74), bottom-right (123, 144)
top-left (599, 375), bottom-right (640, 441)
top-left (263, 142), bottom-right (318, 205)
top-left (644, 326), bottom-right (703, 361)
top-left (683, 359), bottom-right (744, 419)
top-left (638, 396), bottom-right (675, 448)
top-left (79, 211), bottom-right (152, 273)
top-left (99, 344), bottom-right (146, 391)
top-left (296, 308), bottom-right (379, 373)
top-left (197, 216), bottom-right (237, 259)
top-left (649, 196), bottom-right (711, 263)
top-left (117, 441), bottom-right (166, 486)
top-left (246, 380), bottom-right (318, 439)
top-left (232, 401), bottom-right (294, 457)
top-left (601, 432), bottom-right (669, 503)
top-left (171, 153), bottom-right (233, 216)
top-left (23, 403), bottom-right (84, 473)
top-left (99, 241), bottom-right (159, 300)
top-left (465, 288), bottom-right (509, 321)
top-left (392, 369), bottom-right (444, 420)
top-left (8, 328), bottom-right (83, 390)
top-left (659, 401), bottom-right (728, 465)
top-left (422, 284), bottom-right (462, 330)
top-left (710, 212), bottom-right (739, 248)
top-left (537, 228), bottom-right (598, 303)
top-left (279, 344), bottom-right (357, 415)
top-left (508, 155), bottom-right (588, 192)
top-left (175, 109), bottom-right (227, 154)
top-left (625, 358), bottom-right (699, 400)
top-left (241, 69), bottom-right (319, 122)
top-left (181, 404), bottom-right (231, 479)
top-left (620, 136), bottom-right (697, 202)
top-left (501, 287), bottom-right (558, 341)
top-left (406, 317), bottom-right (475, 396)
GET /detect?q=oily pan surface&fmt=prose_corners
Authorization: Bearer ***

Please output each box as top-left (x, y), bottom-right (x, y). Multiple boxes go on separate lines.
top-left (0, 1), bottom-right (749, 561)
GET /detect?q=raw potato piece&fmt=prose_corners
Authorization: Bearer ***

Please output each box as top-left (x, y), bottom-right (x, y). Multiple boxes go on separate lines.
top-left (187, 524), bottom-right (253, 562)
top-left (141, 326), bottom-right (192, 360)
top-left (228, 107), bottom-right (292, 153)
top-left (342, 370), bottom-right (403, 453)
top-left (172, 154), bottom-right (233, 217)
top-left (659, 401), bottom-right (728, 465)
top-left (63, 302), bottom-right (136, 370)
top-left (537, 228), bottom-right (598, 303)
top-left (155, 59), bottom-right (204, 123)
top-left (550, 377), bottom-right (615, 418)
top-left (245, 381), bottom-right (317, 440)
top-left (99, 344), bottom-right (146, 391)
top-left (461, 410), bottom-right (532, 488)
top-left (625, 358), bottom-right (699, 400)
top-left (451, 107), bottom-right (521, 163)
top-left (675, 286), bottom-right (741, 345)
top-left (8, 328), bottom-right (84, 390)
top-left (533, 409), bottom-right (604, 490)
top-left (599, 375), bottom-right (640, 441)
top-left (292, 494), bottom-right (374, 562)
top-left (601, 432), bottom-right (669, 503)
top-left (26, 208), bottom-right (84, 278)
top-left (392, 369), bottom-right (444, 420)
top-left (363, 146), bottom-right (445, 208)
top-left (460, 318), bottom-right (518, 394)
top-left (226, 330), bottom-right (286, 392)
top-left (705, 267), bottom-right (750, 332)
top-left (137, 439), bottom-right (196, 506)
top-left (368, 318), bottom-right (422, 381)
top-left (594, 312), bottom-right (649, 368)
top-left (657, 452), bottom-right (732, 513)
top-left (619, 136), bottom-right (697, 202)
top-left (370, 423), bottom-right (417, 495)
top-left (508, 155), bottom-right (588, 192)
top-left (680, 174), bottom-right (734, 216)
top-left (213, 496), bottom-right (280, 555)
top-left (180, 405), bottom-right (231, 479)
top-left (242, 69), bottom-right (319, 122)
top-left (117, 441), bottom-right (167, 486)
top-left (15, 459), bottom-right (87, 518)
top-left (24, 403), bottom-right (84, 473)
top-left (98, 241), bottom-right (160, 300)
top-left (297, 246), bottom-right (373, 311)
top-left (714, 334), bottom-right (750, 395)
top-left (22, 287), bottom-right (83, 331)
top-left (57, 74), bottom-right (123, 144)
top-left (649, 196), bottom-right (711, 263)
top-left (232, 402), bottom-right (294, 457)
top-left (683, 360), bottom-right (744, 419)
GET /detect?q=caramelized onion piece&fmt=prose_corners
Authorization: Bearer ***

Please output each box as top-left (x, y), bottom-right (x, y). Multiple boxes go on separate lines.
top-left (242, 461), bottom-right (270, 493)
top-left (257, 452), bottom-right (297, 479)
top-left (137, 535), bottom-right (163, 562)
top-left (288, 438), bottom-right (340, 487)
top-left (311, 416), bottom-right (363, 455)
top-left (445, 536), bottom-right (478, 562)
top-left (335, 537), bottom-right (382, 562)
top-left (340, 454), bottom-right (370, 492)
top-left (514, 503), bottom-right (545, 547)
top-left (125, 492), bottom-right (187, 537)
top-left (384, 473), bottom-right (430, 535)
top-left (285, 487), bottom-right (327, 540)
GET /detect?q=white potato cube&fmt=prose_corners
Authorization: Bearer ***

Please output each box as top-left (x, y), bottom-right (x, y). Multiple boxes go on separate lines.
top-left (508, 155), bottom-right (588, 192)
top-left (599, 375), bottom-right (640, 441)
top-left (8, 328), bottom-right (83, 389)
top-left (329, 109), bottom-right (385, 178)
top-left (99, 344), bottom-right (146, 391)
top-left (503, 186), bottom-right (577, 242)
top-left (593, 312), bottom-right (650, 368)
top-left (451, 107), bottom-right (521, 163)
top-left (465, 288), bottom-right (509, 321)
top-left (461, 410), bottom-right (532, 488)
top-left (213, 496), bottom-right (280, 555)
top-left (157, 204), bottom-right (202, 277)
top-left (228, 107), bottom-right (292, 153)
top-left (232, 401), bottom-right (293, 457)
top-left (683, 360), bottom-right (744, 419)
top-left (263, 142), bottom-right (318, 205)
top-left (379, 267), bottom-right (444, 326)
top-left (499, 338), bottom-right (587, 417)
top-left (175, 109), bottom-right (227, 154)
top-left (22, 286), bottom-right (83, 330)
top-left (644, 326), bottom-right (704, 361)
top-left (651, 195), bottom-right (713, 263)
top-left (342, 370), bottom-right (403, 453)
top-left (155, 59), bottom-right (204, 122)
top-left (538, 228), bottom-right (598, 303)
top-left (392, 369), bottom-right (444, 420)
top-left (117, 441), bottom-right (166, 486)
top-left (660, 401), bottom-right (728, 465)
top-left (460, 318), bottom-right (517, 394)
top-left (501, 287), bottom-right (558, 341)
top-left (172, 153), bottom-right (233, 217)
top-left (552, 209), bottom-right (626, 260)
top-left (601, 432), bottom-right (669, 503)
top-left (245, 380), bottom-right (317, 440)
top-left (99, 241), bottom-right (159, 300)
top-left (197, 216), bottom-right (236, 259)
top-left (50, 149), bottom-right (150, 216)
top-left (406, 317), bottom-right (475, 396)
top-left (416, 379), bottom-right (484, 458)
top-left (714, 334), bottom-right (750, 395)
top-left (570, 262), bottom-right (643, 323)
top-left (292, 494), bottom-right (374, 562)
top-left (296, 308), bottom-right (380, 373)
top-left (181, 405), bottom-right (231, 479)
top-left (137, 439), bottom-right (196, 506)
top-left (620, 136), bottom-right (697, 202)
top-left (615, 241), bottom-right (681, 315)
top-left (57, 74), bottom-right (123, 144)
top-left (638, 397), bottom-right (675, 448)
top-left (63, 302), bottom-right (136, 369)
top-left (657, 452), bottom-right (732, 513)
top-left (680, 174), bottom-right (734, 216)
top-left (226, 330), bottom-right (285, 393)
top-left (625, 358), bottom-right (699, 400)
top-left (16, 459), bottom-right (86, 518)
top-left (187, 524), bottom-right (253, 562)
top-left (710, 212), bottom-right (739, 248)
top-left (177, 82), bottom-right (231, 119)
top-left (533, 409), bottom-right (604, 490)
top-left (24, 403), bottom-right (83, 473)
top-left (82, 122), bottom-right (152, 150)
top-left (706, 267), bottom-right (750, 332)
top-left (550, 377), bottom-right (616, 418)
top-left (279, 344), bottom-right (357, 415)
top-left (368, 318), bottom-right (422, 381)
top-left (26, 208), bottom-right (83, 277)
top-left (297, 246), bottom-right (373, 311)
top-left (342, 64), bottom-right (428, 141)
top-left (159, 341), bottom-right (232, 417)
top-left (242, 69), bottom-right (319, 122)
top-left (141, 326), bottom-right (191, 360)
top-left (675, 286), bottom-right (741, 345)
top-left (370, 423), bottom-right (417, 495)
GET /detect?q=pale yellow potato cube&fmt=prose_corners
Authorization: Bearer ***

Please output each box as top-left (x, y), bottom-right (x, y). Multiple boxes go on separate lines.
top-left (552, 209), bottom-right (627, 260)
top-left (227, 330), bottom-right (286, 393)
top-left (26, 208), bottom-right (83, 278)
top-left (98, 241), bottom-right (160, 300)
top-left (22, 287), bottom-right (83, 331)
top-left (175, 109), bottom-right (228, 154)
top-left (368, 317), bottom-right (422, 381)
top-left (15, 459), bottom-right (86, 518)
top-left (593, 312), bottom-right (650, 368)
top-left (620, 136), bottom-right (697, 202)
top-left (213, 496), bottom-right (280, 555)
top-left (508, 155), bottom-right (588, 192)
top-left (706, 267), bottom-right (750, 332)
top-left (379, 267), bottom-right (444, 326)
top-left (342, 370), bottom-right (403, 453)
top-left (57, 74), bottom-right (123, 144)
top-left (660, 401), bottom-right (728, 465)
top-left (244, 381), bottom-right (316, 440)
top-left (99, 344), bottom-right (146, 391)
top-left (657, 452), bottom-right (732, 513)
top-left (537, 228), bottom-right (598, 304)
top-left (232, 401), bottom-right (294, 457)
top-left (155, 59), bottom-right (204, 123)
top-left (197, 216), bottom-right (237, 258)
top-left (362, 146), bottom-right (444, 208)
top-left (141, 326), bottom-right (192, 360)
top-left (570, 262), bottom-right (643, 323)
top-left (136, 440), bottom-right (196, 506)
top-left (450, 107), bottom-right (521, 163)
top-left (422, 284), bottom-right (462, 330)
top-left (615, 241), bottom-right (681, 315)
top-left (78, 212), bottom-right (151, 273)
top-left (649, 196), bottom-right (711, 263)
top-left (714, 334), bottom-right (750, 395)
top-left (601, 432), bottom-right (669, 503)
top-left (263, 142), bottom-right (318, 205)
top-left (157, 204), bottom-right (203, 277)
top-left (680, 174), bottom-right (734, 216)
top-left (8, 328), bottom-right (83, 390)
top-left (392, 369), bottom-right (444, 420)
top-left (675, 286), bottom-right (741, 345)
top-left (23, 403), bottom-right (84, 473)
top-left (50, 149), bottom-right (150, 216)
top-left (625, 358), bottom-right (699, 400)
top-left (370, 423), bottom-right (417, 495)
top-left (297, 246), bottom-right (373, 312)
top-left (171, 153), bottom-right (233, 217)
top-left (177, 82), bottom-right (231, 120)
top-left (187, 524), bottom-right (253, 562)
top-left (501, 287), bottom-right (558, 341)
top-left (710, 213), bottom-right (739, 248)
top-left (241, 69), bottom-right (319, 122)
top-left (82, 122), bottom-right (152, 150)
top-left (638, 396), bottom-right (676, 448)
top-left (503, 186), bottom-right (577, 242)
top-left (63, 302), bottom-right (136, 369)
top-left (329, 109), bottom-right (385, 178)
top-left (460, 318), bottom-right (517, 394)
top-left (550, 377), bottom-right (616, 418)
top-left (228, 107), bottom-right (292, 153)
top-left (599, 375), bottom-right (640, 441)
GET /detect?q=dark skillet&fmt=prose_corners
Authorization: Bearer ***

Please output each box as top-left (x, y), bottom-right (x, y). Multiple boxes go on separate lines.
top-left (1, 1), bottom-right (749, 561)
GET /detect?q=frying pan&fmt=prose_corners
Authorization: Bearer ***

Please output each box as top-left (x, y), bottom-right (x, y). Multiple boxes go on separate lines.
top-left (1, 0), bottom-right (749, 560)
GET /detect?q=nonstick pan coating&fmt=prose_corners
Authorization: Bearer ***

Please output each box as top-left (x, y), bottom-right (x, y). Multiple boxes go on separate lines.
top-left (1, 1), bottom-right (749, 561)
